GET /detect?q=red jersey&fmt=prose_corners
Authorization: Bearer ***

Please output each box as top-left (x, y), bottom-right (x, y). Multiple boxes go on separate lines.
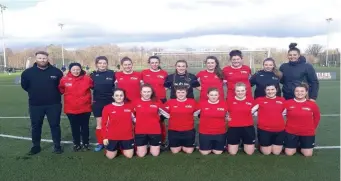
top-left (196, 70), bottom-right (224, 100)
top-left (198, 100), bottom-right (228, 134)
top-left (164, 99), bottom-right (197, 131)
top-left (59, 72), bottom-right (93, 114)
top-left (254, 96), bottom-right (285, 132)
top-left (115, 71), bottom-right (141, 101)
top-left (223, 65), bottom-right (252, 99)
top-left (101, 103), bottom-right (134, 140)
top-left (284, 99), bottom-right (321, 136)
top-left (141, 69), bottom-right (168, 100)
top-left (227, 97), bottom-right (254, 127)
top-left (132, 99), bottom-right (165, 134)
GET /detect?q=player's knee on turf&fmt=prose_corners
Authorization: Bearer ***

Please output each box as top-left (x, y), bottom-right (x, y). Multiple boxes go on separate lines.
top-left (150, 146), bottom-right (160, 156)
top-left (136, 146), bottom-right (147, 157)
top-left (199, 150), bottom-right (211, 155)
top-left (260, 146), bottom-right (272, 155)
top-left (212, 150), bottom-right (223, 155)
top-left (301, 149), bottom-right (313, 157)
top-left (170, 147), bottom-right (181, 154)
top-left (106, 151), bottom-right (117, 159)
top-left (285, 148), bottom-right (296, 156)
top-left (272, 145), bottom-right (283, 155)
top-left (228, 145), bottom-right (239, 155)
top-left (123, 149), bottom-right (134, 158)
top-left (183, 147), bottom-right (194, 154)
top-left (244, 144), bottom-right (255, 155)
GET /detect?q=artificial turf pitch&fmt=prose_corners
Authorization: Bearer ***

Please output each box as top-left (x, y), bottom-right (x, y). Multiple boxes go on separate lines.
top-left (0, 68), bottom-right (340, 181)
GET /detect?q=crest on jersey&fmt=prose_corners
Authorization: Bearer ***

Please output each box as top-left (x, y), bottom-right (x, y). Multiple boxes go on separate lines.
top-left (158, 75), bottom-right (164, 79)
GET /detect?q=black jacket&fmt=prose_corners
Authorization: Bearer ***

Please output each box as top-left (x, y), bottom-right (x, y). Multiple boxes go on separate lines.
top-left (164, 73), bottom-right (200, 99)
top-left (21, 63), bottom-right (63, 106)
top-left (250, 70), bottom-right (281, 98)
top-left (279, 56), bottom-right (319, 100)
top-left (90, 70), bottom-right (116, 102)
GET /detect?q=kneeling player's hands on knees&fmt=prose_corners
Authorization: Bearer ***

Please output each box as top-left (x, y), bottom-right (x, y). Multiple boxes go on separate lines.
top-left (103, 139), bottom-right (109, 146)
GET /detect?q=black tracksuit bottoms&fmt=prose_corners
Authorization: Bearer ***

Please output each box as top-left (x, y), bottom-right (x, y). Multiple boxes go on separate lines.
top-left (29, 103), bottom-right (62, 147)
top-left (66, 112), bottom-right (91, 145)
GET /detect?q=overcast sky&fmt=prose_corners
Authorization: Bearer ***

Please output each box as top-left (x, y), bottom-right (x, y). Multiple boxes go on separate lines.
top-left (1, 0), bottom-right (340, 50)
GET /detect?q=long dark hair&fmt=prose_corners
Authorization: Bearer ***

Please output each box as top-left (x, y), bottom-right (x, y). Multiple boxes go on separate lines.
top-left (263, 57), bottom-right (282, 79)
top-left (173, 60), bottom-right (190, 88)
top-left (205, 56), bottom-right (224, 80)
top-left (112, 88), bottom-right (130, 103)
top-left (140, 83), bottom-right (157, 102)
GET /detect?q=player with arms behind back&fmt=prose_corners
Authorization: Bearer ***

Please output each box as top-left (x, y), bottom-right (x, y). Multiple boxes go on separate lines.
top-left (141, 56), bottom-right (169, 148)
top-left (196, 56), bottom-right (225, 100)
top-left (115, 57), bottom-right (142, 101)
top-left (223, 50), bottom-right (252, 100)
top-left (132, 84), bottom-right (168, 157)
top-left (196, 88), bottom-right (228, 155)
top-left (101, 88), bottom-right (135, 159)
top-left (284, 83), bottom-right (321, 157)
top-left (163, 85), bottom-right (198, 154)
top-left (226, 82), bottom-right (255, 155)
top-left (252, 84), bottom-right (286, 155)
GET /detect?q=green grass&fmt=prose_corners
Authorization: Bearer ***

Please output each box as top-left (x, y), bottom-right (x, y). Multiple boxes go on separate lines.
top-left (0, 68), bottom-right (340, 181)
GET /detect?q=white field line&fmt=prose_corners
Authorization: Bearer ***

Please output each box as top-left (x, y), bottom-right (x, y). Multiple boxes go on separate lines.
top-left (0, 134), bottom-right (340, 149)
top-left (0, 114), bottom-right (340, 119)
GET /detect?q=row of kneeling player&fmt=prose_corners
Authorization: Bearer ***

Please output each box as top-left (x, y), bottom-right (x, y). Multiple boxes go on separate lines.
top-left (101, 82), bottom-right (320, 159)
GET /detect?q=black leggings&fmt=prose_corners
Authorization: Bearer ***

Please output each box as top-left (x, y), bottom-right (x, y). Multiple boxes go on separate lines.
top-left (66, 112), bottom-right (91, 145)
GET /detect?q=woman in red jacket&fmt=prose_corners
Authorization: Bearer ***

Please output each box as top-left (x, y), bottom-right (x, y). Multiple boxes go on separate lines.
top-left (141, 56), bottom-right (168, 148)
top-left (164, 85), bottom-right (197, 154)
top-left (196, 88), bottom-right (228, 155)
top-left (132, 84), bottom-right (168, 157)
top-left (252, 84), bottom-right (286, 155)
top-left (102, 88), bottom-right (135, 159)
top-left (223, 50), bottom-right (252, 100)
top-left (115, 56), bottom-right (142, 101)
top-left (226, 82), bottom-right (255, 155)
top-left (59, 63), bottom-right (93, 151)
top-left (284, 83), bottom-right (321, 157)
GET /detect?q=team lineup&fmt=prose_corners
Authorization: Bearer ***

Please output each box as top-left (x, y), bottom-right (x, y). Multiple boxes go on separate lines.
top-left (20, 43), bottom-right (321, 159)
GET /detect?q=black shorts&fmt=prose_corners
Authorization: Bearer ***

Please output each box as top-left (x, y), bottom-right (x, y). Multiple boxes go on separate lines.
top-left (135, 134), bottom-right (162, 146)
top-left (284, 132), bottom-right (315, 149)
top-left (92, 101), bottom-right (111, 117)
top-left (168, 129), bottom-right (196, 148)
top-left (227, 126), bottom-right (256, 145)
top-left (257, 128), bottom-right (285, 147)
top-left (106, 139), bottom-right (134, 151)
top-left (199, 133), bottom-right (226, 151)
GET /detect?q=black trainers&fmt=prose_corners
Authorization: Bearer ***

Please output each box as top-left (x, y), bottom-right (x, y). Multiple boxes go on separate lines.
top-left (73, 145), bottom-right (82, 152)
top-left (53, 146), bottom-right (63, 154)
top-left (82, 144), bottom-right (90, 151)
top-left (28, 146), bottom-right (41, 155)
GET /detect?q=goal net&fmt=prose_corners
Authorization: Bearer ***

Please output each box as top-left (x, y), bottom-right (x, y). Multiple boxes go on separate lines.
top-left (152, 50), bottom-right (270, 73)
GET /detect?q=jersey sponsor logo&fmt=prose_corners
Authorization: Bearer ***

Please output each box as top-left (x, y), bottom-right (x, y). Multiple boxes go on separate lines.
top-left (233, 102), bottom-right (237, 104)
top-left (260, 74), bottom-right (264, 76)
top-left (229, 72), bottom-right (233, 75)
top-left (185, 105), bottom-right (193, 108)
top-left (263, 101), bottom-right (268, 104)
top-left (111, 111), bottom-right (116, 114)
top-left (150, 105), bottom-right (157, 108)
top-left (217, 108), bottom-right (225, 111)
top-left (246, 102), bottom-right (252, 105)
top-left (124, 109), bottom-right (131, 112)
top-left (289, 106), bottom-right (295, 109)
top-left (68, 78), bottom-right (72, 80)
top-left (272, 77), bottom-right (278, 80)
top-left (276, 101), bottom-right (283, 104)
top-left (241, 71), bottom-right (248, 74)
top-left (205, 108), bottom-right (209, 110)
top-left (137, 104), bottom-right (141, 108)
top-left (302, 107), bottom-right (311, 111)
top-left (65, 83), bottom-right (72, 87)
top-left (174, 82), bottom-right (190, 86)
top-left (204, 75), bottom-right (208, 78)
top-left (119, 78), bottom-right (123, 80)
top-left (173, 106), bottom-right (178, 108)
top-left (146, 74), bottom-right (150, 77)
top-left (130, 77), bottom-right (138, 80)
top-left (50, 75), bottom-right (57, 79)
top-left (95, 74), bottom-right (99, 76)
top-left (106, 77), bottom-right (113, 80)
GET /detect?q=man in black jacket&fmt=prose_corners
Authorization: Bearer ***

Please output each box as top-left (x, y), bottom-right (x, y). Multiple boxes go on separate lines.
top-left (21, 51), bottom-right (64, 155)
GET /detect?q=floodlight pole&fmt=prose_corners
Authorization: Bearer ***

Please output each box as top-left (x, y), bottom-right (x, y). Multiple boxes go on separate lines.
top-left (325, 18), bottom-right (332, 67)
top-left (0, 4), bottom-right (6, 72)
top-left (58, 23), bottom-right (65, 66)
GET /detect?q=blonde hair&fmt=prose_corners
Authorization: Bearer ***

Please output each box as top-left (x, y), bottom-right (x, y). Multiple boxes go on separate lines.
top-left (235, 82), bottom-right (246, 89)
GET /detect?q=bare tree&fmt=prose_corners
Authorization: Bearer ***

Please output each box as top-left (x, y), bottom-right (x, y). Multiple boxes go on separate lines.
top-left (305, 44), bottom-right (323, 57)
